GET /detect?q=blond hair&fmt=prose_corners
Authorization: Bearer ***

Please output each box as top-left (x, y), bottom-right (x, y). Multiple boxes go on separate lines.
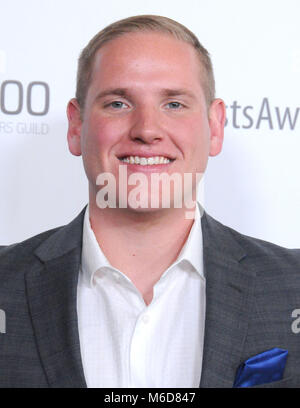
top-left (76, 15), bottom-right (215, 110)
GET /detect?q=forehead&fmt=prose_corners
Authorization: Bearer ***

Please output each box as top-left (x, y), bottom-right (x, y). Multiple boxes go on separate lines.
top-left (89, 32), bottom-right (204, 92)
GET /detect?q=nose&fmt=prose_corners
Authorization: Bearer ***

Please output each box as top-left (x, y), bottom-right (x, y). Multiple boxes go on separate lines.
top-left (129, 105), bottom-right (164, 144)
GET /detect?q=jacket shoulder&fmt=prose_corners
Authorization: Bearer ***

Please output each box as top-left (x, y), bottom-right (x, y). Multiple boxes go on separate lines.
top-left (0, 206), bottom-right (86, 264)
top-left (0, 206), bottom-right (86, 283)
top-left (230, 223), bottom-right (299, 262)
top-left (202, 212), bottom-right (300, 271)
top-left (0, 226), bottom-right (64, 277)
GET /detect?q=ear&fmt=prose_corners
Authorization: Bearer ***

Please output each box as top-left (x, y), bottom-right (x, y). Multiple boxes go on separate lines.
top-left (208, 98), bottom-right (226, 157)
top-left (67, 98), bottom-right (82, 156)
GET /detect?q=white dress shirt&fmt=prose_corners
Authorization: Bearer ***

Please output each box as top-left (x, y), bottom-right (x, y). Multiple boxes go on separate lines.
top-left (77, 203), bottom-right (206, 388)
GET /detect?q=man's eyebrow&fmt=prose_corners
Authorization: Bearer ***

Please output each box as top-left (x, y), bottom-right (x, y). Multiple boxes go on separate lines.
top-left (95, 88), bottom-right (129, 100)
top-left (159, 88), bottom-right (196, 99)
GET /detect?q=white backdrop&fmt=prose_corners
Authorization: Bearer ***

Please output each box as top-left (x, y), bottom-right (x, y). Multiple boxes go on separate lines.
top-left (0, 0), bottom-right (299, 247)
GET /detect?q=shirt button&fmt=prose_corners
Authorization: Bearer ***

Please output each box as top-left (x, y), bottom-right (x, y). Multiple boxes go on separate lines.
top-left (142, 314), bottom-right (150, 324)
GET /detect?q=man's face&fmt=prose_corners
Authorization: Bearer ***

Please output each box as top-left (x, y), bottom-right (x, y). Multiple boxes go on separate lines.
top-left (67, 32), bottom-right (225, 211)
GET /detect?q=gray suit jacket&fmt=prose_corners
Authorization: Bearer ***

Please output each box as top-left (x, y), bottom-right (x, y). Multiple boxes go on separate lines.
top-left (1, 206), bottom-right (300, 388)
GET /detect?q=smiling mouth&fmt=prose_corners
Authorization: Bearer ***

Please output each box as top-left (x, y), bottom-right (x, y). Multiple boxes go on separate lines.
top-left (118, 155), bottom-right (175, 165)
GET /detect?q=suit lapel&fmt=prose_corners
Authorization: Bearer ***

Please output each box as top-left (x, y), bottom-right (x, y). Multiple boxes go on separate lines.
top-left (25, 207), bottom-right (87, 388)
top-left (200, 213), bottom-right (256, 387)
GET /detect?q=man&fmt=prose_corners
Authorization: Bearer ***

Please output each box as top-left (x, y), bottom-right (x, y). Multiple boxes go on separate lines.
top-left (1, 15), bottom-right (300, 388)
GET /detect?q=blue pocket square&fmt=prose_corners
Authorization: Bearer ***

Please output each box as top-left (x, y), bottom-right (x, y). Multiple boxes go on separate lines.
top-left (233, 347), bottom-right (288, 388)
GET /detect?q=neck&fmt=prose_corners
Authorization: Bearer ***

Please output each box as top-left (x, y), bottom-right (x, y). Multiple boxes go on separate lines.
top-left (88, 195), bottom-right (196, 303)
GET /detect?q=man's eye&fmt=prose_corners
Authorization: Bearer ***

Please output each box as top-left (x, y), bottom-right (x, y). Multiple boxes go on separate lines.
top-left (109, 101), bottom-right (128, 109)
top-left (166, 102), bottom-right (183, 109)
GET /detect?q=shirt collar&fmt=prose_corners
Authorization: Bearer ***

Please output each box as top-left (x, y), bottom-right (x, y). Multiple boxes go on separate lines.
top-left (81, 203), bottom-right (204, 288)
top-left (81, 205), bottom-right (112, 288)
top-left (172, 201), bottom-right (204, 278)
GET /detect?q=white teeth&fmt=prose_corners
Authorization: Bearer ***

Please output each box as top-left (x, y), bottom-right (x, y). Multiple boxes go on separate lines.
top-left (120, 155), bottom-right (171, 165)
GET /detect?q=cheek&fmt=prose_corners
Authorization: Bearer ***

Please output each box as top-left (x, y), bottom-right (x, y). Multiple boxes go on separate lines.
top-left (177, 117), bottom-right (211, 174)
top-left (175, 116), bottom-right (210, 152)
top-left (81, 117), bottom-right (122, 157)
